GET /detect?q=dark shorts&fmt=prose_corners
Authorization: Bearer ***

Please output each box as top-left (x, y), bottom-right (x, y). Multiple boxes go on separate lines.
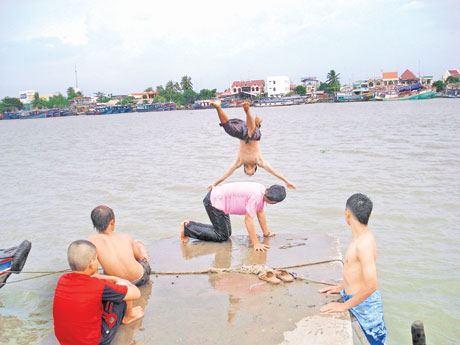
top-left (131, 259), bottom-right (151, 287)
top-left (100, 300), bottom-right (126, 345)
top-left (220, 118), bottom-right (261, 144)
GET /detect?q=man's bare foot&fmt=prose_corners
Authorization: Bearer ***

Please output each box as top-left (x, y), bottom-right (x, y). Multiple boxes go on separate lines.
top-left (255, 115), bottom-right (262, 127)
top-left (180, 221), bottom-right (190, 243)
top-left (122, 306), bottom-right (144, 324)
top-left (242, 102), bottom-right (250, 111)
top-left (210, 100), bottom-right (221, 109)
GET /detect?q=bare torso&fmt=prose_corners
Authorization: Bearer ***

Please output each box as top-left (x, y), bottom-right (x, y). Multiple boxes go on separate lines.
top-left (237, 140), bottom-right (264, 165)
top-left (88, 233), bottom-right (143, 282)
top-left (343, 232), bottom-right (377, 295)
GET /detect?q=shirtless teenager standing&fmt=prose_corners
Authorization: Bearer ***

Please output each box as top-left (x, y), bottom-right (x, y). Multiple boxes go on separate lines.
top-left (209, 100), bottom-right (296, 190)
top-left (319, 193), bottom-right (387, 345)
top-left (88, 206), bottom-right (151, 321)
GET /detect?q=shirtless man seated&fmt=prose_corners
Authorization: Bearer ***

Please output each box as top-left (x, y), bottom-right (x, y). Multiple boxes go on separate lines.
top-left (88, 206), bottom-right (151, 321)
top-left (209, 100), bottom-right (296, 190)
top-left (319, 193), bottom-right (387, 345)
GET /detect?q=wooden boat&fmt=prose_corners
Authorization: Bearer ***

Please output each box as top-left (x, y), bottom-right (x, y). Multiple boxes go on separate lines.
top-left (375, 83), bottom-right (435, 101)
top-left (253, 98), bottom-right (295, 107)
top-left (0, 240), bottom-right (32, 289)
top-left (336, 88), bottom-right (372, 102)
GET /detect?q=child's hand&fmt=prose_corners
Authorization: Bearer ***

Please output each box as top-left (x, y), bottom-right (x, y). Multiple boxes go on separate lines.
top-left (286, 181), bottom-right (296, 189)
top-left (318, 285), bottom-right (342, 294)
top-left (320, 302), bottom-right (348, 313)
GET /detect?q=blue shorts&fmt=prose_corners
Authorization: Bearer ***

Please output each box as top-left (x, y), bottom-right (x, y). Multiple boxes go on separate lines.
top-left (340, 289), bottom-right (387, 345)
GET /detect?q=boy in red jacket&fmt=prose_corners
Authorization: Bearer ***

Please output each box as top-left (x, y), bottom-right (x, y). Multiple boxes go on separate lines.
top-left (53, 240), bottom-right (142, 345)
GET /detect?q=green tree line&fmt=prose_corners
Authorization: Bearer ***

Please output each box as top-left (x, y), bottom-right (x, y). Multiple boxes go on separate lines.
top-left (144, 75), bottom-right (216, 106)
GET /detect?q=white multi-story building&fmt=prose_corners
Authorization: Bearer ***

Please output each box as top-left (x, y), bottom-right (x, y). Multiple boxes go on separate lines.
top-left (19, 90), bottom-right (36, 103)
top-left (266, 76), bottom-right (290, 97)
top-left (301, 77), bottom-right (320, 96)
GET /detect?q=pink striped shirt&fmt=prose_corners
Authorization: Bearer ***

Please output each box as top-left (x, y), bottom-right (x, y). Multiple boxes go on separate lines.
top-left (210, 182), bottom-right (266, 218)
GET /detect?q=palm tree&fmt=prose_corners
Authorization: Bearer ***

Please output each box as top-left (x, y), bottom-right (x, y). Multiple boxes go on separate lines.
top-left (180, 75), bottom-right (193, 91)
top-left (32, 92), bottom-right (41, 109)
top-left (67, 87), bottom-right (77, 99)
top-left (165, 81), bottom-right (181, 101)
top-left (326, 70), bottom-right (340, 85)
top-left (326, 70), bottom-right (341, 92)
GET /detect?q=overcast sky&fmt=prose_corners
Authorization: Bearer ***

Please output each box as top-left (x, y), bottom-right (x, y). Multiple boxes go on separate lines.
top-left (1, 0), bottom-right (459, 98)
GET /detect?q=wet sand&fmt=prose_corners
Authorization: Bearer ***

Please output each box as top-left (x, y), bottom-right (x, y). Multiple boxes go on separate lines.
top-left (41, 233), bottom-right (351, 344)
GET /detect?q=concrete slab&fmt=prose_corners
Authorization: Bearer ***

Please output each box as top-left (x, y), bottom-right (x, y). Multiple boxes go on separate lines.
top-left (40, 233), bottom-right (352, 345)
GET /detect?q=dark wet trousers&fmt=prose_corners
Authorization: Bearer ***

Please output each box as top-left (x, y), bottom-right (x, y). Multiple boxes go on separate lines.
top-left (184, 191), bottom-right (232, 242)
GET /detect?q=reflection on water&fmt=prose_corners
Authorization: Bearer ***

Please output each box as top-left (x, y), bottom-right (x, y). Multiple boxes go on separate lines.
top-left (180, 237), bottom-right (271, 327)
top-left (0, 99), bottom-right (459, 344)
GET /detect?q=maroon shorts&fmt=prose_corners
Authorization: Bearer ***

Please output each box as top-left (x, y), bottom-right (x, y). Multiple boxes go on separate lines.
top-left (220, 119), bottom-right (261, 144)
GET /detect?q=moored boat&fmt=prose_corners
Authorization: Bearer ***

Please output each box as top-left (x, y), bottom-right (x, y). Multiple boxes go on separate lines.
top-left (0, 240), bottom-right (32, 289)
top-left (253, 97), bottom-right (295, 107)
top-left (86, 106), bottom-right (108, 115)
top-left (375, 84), bottom-right (435, 101)
top-left (335, 93), bottom-right (370, 102)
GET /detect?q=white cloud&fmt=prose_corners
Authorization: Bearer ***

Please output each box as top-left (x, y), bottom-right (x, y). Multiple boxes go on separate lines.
top-left (402, 0), bottom-right (424, 10)
top-left (21, 17), bottom-right (89, 46)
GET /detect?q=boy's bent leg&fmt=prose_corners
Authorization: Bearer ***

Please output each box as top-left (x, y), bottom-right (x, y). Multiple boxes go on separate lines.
top-left (100, 300), bottom-right (127, 345)
top-left (243, 102), bottom-right (256, 137)
top-left (210, 100), bottom-right (229, 124)
top-left (135, 240), bottom-right (149, 262)
top-left (122, 301), bottom-right (143, 325)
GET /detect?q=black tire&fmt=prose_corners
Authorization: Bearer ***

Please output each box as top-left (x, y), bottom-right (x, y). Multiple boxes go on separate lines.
top-left (11, 240), bottom-right (32, 273)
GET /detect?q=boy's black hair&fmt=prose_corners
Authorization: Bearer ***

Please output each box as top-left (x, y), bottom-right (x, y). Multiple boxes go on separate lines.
top-left (346, 193), bottom-right (373, 225)
top-left (266, 185), bottom-right (286, 202)
top-left (91, 205), bottom-right (115, 233)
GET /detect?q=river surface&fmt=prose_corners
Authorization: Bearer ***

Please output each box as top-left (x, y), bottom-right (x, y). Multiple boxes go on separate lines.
top-left (0, 98), bottom-right (459, 344)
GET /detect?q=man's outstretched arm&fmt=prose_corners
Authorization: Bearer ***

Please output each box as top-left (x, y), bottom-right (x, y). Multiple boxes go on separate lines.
top-left (208, 160), bottom-right (242, 190)
top-left (258, 160), bottom-right (296, 189)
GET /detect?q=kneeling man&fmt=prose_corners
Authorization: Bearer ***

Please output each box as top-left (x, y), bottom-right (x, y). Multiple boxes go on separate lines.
top-left (180, 182), bottom-right (286, 252)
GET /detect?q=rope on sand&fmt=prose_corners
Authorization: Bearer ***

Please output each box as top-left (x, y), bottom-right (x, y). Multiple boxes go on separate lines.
top-left (150, 259), bottom-right (344, 286)
top-left (3, 259), bottom-right (344, 286)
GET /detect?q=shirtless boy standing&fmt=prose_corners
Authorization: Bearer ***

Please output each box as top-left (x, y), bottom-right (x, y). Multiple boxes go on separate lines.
top-left (209, 100), bottom-right (296, 190)
top-left (88, 205), bottom-right (151, 287)
top-left (319, 193), bottom-right (387, 345)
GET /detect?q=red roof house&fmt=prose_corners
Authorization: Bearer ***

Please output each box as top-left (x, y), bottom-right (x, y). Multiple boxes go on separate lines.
top-left (382, 72), bottom-right (398, 80)
top-left (400, 69), bottom-right (419, 85)
top-left (230, 80), bottom-right (265, 95)
top-left (400, 69), bottom-right (416, 80)
top-left (382, 72), bottom-right (399, 86)
top-left (443, 69), bottom-right (460, 81)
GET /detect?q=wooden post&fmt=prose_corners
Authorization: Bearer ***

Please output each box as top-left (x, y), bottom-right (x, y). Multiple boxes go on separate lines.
top-left (411, 320), bottom-right (426, 345)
